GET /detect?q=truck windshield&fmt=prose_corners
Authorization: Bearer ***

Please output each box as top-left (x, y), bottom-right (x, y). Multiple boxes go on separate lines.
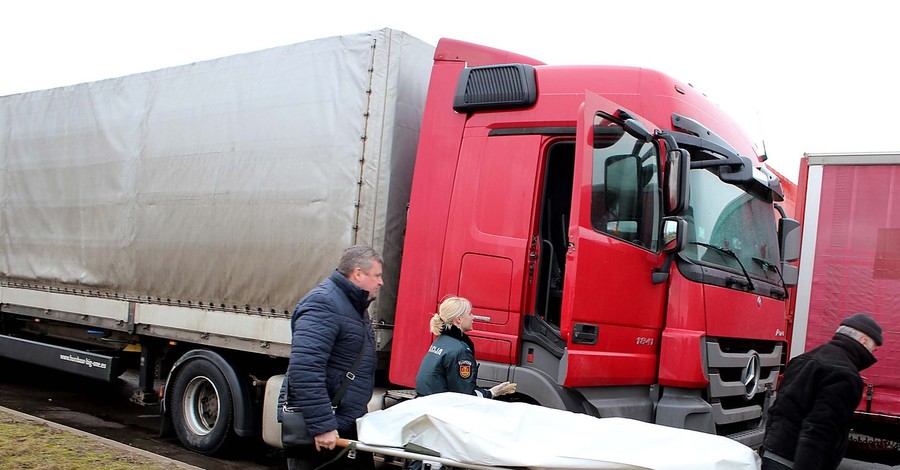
top-left (682, 168), bottom-right (780, 282)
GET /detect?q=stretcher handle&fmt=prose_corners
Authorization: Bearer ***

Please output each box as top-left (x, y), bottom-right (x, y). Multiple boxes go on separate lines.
top-left (332, 438), bottom-right (515, 470)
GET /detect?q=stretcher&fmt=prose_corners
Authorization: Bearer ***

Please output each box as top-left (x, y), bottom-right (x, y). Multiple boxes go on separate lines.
top-left (354, 393), bottom-right (762, 470)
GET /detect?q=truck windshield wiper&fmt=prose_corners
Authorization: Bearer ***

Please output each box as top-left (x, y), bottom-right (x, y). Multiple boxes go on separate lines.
top-left (752, 256), bottom-right (785, 288)
top-left (690, 242), bottom-right (755, 291)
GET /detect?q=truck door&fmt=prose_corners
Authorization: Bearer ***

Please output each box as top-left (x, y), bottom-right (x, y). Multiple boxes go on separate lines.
top-left (559, 92), bottom-right (669, 387)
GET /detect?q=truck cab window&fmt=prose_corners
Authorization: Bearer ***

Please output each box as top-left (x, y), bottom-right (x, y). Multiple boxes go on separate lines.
top-left (683, 168), bottom-right (780, 281)
top-left (590, 133), bottom-right (661, 251)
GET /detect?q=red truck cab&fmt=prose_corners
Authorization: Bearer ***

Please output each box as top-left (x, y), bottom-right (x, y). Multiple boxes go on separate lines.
top-left (389, 38), bottom-right (799, 447)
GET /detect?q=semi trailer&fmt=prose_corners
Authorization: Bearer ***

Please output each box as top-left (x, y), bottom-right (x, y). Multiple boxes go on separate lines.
top-left (789, 152), bottom-right (899, 461)
top-left (0, 28), bottom-right (798, 455)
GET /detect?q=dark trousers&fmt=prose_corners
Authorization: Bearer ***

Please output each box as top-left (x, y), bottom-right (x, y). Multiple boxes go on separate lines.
top-left (760, 449), bottom-right (793, 470)
top-left (285, 428), bottom-right (374, 470)
top-left (761, 457), bottom-right (791, 469)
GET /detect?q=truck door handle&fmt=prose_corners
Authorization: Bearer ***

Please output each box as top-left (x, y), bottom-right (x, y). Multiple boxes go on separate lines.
top-left (572, 323), bottom-right (598, 345)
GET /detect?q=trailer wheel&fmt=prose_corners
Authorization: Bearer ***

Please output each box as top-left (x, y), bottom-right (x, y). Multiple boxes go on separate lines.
top-left (170, 358), bottom-right (236, 455)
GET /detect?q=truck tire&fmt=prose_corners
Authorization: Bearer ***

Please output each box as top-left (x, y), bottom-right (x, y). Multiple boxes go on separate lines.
top-left (170, 358), bottom-right (236, 455)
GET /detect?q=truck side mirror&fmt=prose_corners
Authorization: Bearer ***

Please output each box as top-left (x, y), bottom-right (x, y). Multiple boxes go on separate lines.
top-left (604, 155), bottom-right (641, 227)
top-left (781, 263), bottom-right (799, 287)
top-left (653, 216), bottom-right (686, 284)
top-left (661, 217), bottom-right (686, 254)
top-left (664, 149), bottom-right (690, 216)
top-left (778, 217), bottom-right (801, 287)
top-left (779, 218), bottom-right (801, 262)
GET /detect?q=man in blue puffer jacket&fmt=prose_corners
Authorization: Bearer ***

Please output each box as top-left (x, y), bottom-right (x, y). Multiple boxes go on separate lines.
top-left (283, 245), bottom-right (381, 470)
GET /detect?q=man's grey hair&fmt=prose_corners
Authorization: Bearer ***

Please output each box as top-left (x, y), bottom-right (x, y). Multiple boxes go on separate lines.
top-left (836, 325), bottom-right (871, 344)
top-left (337, 245), bottom-right (383, 277)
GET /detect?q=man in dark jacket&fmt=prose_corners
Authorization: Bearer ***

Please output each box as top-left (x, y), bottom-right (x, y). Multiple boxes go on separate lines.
top-left (762, 313), bottom-right (883, 470)
top-left (283, 245), bottom-right (382, 470)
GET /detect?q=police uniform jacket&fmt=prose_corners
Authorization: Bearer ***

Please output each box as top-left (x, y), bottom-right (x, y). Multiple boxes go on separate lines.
top-left (763, 333), bottom-right (877, 470)
top-left (415, 325), bottom-right (492, 398)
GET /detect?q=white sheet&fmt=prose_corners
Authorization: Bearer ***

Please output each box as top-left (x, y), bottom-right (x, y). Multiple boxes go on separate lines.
top-left (358, 393), bottom-right (760, 470)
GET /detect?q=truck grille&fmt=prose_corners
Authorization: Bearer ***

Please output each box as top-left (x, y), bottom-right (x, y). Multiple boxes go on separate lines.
top-left (706, 338), bottom-right (783, 435)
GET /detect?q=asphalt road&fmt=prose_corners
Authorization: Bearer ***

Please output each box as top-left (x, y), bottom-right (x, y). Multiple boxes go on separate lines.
top-left (0, 358), bottom-right (896, 469)
top-left (0, 359), bottom-right (285, 469)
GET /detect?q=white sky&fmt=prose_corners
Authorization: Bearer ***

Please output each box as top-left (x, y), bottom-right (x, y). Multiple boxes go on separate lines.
top-left (2, 0), bottom-right (898, 181)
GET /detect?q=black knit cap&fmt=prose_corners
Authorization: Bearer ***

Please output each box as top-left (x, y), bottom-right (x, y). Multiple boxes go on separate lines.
top-left (841, 313), bottom-right (883, 346)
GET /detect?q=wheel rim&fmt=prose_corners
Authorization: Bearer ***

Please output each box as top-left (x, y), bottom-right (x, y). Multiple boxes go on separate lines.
top-left (182, 375), bottom-right (220, 436)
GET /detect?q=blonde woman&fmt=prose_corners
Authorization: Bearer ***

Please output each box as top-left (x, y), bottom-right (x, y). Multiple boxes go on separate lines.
top-left (414, 296), bottom-right (515, 399)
